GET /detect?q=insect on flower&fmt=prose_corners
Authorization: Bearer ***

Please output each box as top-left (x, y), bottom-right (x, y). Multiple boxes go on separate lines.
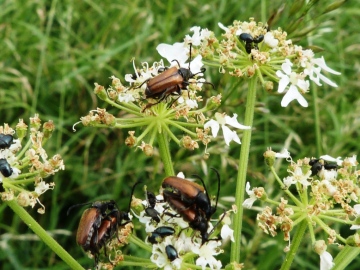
top-left (162, 168), bottom-right (223, 244)
top-left (239, 33), bottom-right (264, 54)
top-left (0, 134), bottom-right (14, 150)
top-left (0, 158), bottom-right (13, 177)
top-left (67, 182), bottom-right (140, 268)
top-left (138, 44), bottom-right (214, 110)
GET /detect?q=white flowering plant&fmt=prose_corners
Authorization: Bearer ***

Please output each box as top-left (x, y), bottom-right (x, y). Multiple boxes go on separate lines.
top-left (3, 2), bottom-right (358, 270)
top-left (66, 14), bottom-right (356, 269)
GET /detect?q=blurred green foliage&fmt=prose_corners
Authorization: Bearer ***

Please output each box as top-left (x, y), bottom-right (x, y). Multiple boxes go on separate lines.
top-left (0, 0), bottom-right (359, 269)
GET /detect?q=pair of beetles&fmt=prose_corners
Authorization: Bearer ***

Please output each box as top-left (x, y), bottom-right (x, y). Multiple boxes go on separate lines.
top-left (0, 134), bottom-right (14, 178)
top-left (68, 168), bottom-right (222, 267)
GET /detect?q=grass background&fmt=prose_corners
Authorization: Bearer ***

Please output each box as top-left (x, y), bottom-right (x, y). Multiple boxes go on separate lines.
top-left (0, 0), bottom-right (359, 269)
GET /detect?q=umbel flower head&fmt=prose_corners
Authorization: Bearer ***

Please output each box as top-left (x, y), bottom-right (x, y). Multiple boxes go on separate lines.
top-left (245, 150), bottom-right (359, 269)
top-left (131, 174), bottom-right (234, 270)
top-left (192, 19), bottom-right (340, 107)
top-left (74, 26), bottom-right (250, 154)
top-left (0, 115), bottom-right (64, 213)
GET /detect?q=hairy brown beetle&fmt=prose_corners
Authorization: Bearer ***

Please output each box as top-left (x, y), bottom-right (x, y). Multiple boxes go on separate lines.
top-left (162, 168), bottom-right (220, 220)
top-left (68, 182), bottom-right (140, 267)
top-left (139, 44), bottom-right (214, 110)
top-left (162, 168), bottom-right (222, 244)
top-left (0, 134), bottom-right (14, 150)
top-left (0, 158), bottom-right (13, 177)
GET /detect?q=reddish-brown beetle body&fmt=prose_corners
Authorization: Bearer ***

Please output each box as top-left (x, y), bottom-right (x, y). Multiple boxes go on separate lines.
top-left (76, 207), bottom-right (104, 251)
top-left (162, 169), bottom-right (221, 244)
top-left (165, 196), bottom-right (210, 244)
top-left (145, 67), bottom-right (185, 99)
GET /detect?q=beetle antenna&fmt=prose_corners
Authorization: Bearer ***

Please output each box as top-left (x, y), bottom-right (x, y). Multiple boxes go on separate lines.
top-left (66, 202), bottom-right (93, 216)
top-left (210, 167), bottom-right (221, 213)
top-left (127, 181), bottom-right (142, 212)
top-left (191, 174), bottom-right (211, 204)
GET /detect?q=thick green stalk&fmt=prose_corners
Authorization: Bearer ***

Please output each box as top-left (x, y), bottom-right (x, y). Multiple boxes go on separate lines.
top-left (311, 83), bottom-right (322, 155)
top-left (332, 246), bottom-right (360, 270)
top-left (280, 220), bottom-right (308, 270)
top-left (157, 128), bottom-right (175, 176)
top-left (6, 200), bottom-right (84, 270)
top-left (230, 76), bottom-right (258, 263)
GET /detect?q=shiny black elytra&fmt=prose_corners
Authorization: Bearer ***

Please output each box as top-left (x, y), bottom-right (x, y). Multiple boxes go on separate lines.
top-left (148, 226), bottom-right (175, 244)
top-left (309, 159), bottom-right (338, 176)
top-left (144, 191), bottom-right (161, 223)
top-left (0, 134), bottom-right (14, 150)
top-left (165, 245), bottom-right (178, 262)
top-left (0, 158), bottom-right (13, 177)
top-left (239, 33), bottom-right (264, 54)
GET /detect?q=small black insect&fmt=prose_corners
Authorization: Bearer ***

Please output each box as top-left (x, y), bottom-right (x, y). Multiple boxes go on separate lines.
top-left (239, 33), bottom-right (264, 54)
top-left (309, 159), bottom-right (338, 176)
top-left (148, 226), bottom-right (175, 244)
top-left (165, 245), bottom-right (178, 262)
top-left (0, 134), bottom-right (14, 150)
top-left (0, 158), bottom-right (13, 177)
top-left (144, 191), bottom-right (161, 223)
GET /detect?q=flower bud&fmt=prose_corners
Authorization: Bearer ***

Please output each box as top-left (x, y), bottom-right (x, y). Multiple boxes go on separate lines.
top-left (16, 119), bottom-right (28, 140)
top-left (30, 114), bottom-right (41, 130)
top-left (264, 148), bottom-right (276, 167)
top-left (17, 191), bottom-right (31, 207)
top-left (313, 240), bottom-right (327, 255)
top-left (125, 131), bottom-right (137, 147)
top-left (94, 83), bottom-right (107, 101)
top-left (43, 120), bottom-right (55, 139)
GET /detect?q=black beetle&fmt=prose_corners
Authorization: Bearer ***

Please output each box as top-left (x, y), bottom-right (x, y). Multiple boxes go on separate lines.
top-left (239, 33), bottom-right (264, 54)
top-left (0, 134), bottom-right (14, 150)
top-left (148, 226), bottom-right (175, 244)
top-left (165, 245), bottom-right (178, 262)
top-left (0, 158), bottom-right (13, 177)
top-left (144, 191), bottom-right (161, 223)
top-left (309, 159), bottom-right (338, 176)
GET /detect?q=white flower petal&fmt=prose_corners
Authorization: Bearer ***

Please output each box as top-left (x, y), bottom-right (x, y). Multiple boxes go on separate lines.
top-left (156, 43), bottom-right (188, 65)
top-left (320, 251), bottom-right (334, 270)
top-left (312, 57), bottom-right (341, 75)
top-left (189, 54), bottom-right (204, 74)
top-left (222, 125), bottom-right (240, 145)
top-left (275, 149), bottom-right (291, 158)
top-left (218, 22), bottom-right (229, 33)
top-left (220, 224), bottom-right (235, 242)
top-left (281, 85), bottom-right (308, 107)
top-left (204, 119), bottom-right (220, 138)
top-left (224, 114), bottom-right (251, 130)
top-left (277, 75), bottom-right (290, 93)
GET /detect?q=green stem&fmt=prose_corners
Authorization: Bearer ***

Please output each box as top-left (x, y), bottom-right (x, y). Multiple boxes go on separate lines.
top-left (311, 83), bottom-right (322, 155)
top-left (230, 76), bottom-right (258, 263)
top-left (332, 246), bottom-right (360, 270)
top-left (5, 200), bottom-right (84, 270)
top-left (157, 128), bottom-right (175, 176)
top-left (280, 219), bottom-right (308, 270)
